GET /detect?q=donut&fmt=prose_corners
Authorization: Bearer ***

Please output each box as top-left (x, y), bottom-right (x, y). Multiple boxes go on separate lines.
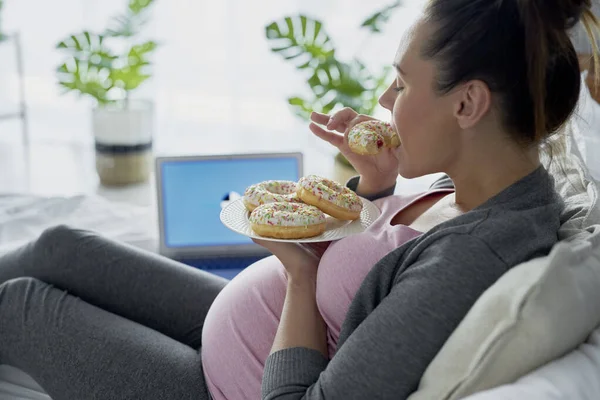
top-left (348, 120), bottom-right (400, 155)
top-left (249, 202), bottom-right (326, 239)
top-left (296, 175), bottom-right (363, 221)
top-left (243, 180), bottom-right (302, 212)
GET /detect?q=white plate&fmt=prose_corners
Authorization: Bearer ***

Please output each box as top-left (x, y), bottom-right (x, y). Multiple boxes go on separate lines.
top-left (220, 197), bottom-right (380, 243)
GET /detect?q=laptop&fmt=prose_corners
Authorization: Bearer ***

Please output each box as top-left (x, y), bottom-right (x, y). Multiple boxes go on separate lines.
top-left (155, 152), bottom-right (303, 280)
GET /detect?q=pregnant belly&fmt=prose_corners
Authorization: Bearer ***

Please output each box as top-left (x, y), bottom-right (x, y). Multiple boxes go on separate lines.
top-left (201, 256), bottom-right (288, 400)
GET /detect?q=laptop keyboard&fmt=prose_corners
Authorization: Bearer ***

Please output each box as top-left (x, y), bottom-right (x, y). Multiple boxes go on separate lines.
top-left (182, 255), bottom-right (266, 272)
top-left (181, 256), bottom-right (267, 280)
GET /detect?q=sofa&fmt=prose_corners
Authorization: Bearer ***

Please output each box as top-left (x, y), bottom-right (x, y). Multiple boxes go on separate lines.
top-left (0, 124), bottom-right (599, 399)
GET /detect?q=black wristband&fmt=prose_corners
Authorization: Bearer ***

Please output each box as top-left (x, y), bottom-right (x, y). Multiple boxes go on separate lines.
top-left (346, 176), bottom-right (396, 201)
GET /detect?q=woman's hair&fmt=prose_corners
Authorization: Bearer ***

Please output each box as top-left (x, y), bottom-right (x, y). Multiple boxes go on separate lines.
top-left (422, 0), bottom-right (600, 145)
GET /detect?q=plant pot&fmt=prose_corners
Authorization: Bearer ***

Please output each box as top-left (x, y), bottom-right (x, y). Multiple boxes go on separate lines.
top-left (92, 100), bottom-right (154, 186)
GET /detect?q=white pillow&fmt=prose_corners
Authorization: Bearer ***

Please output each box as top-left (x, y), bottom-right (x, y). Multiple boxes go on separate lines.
top-left (543, 120), bottom-right (600, 241)
top-left (406, 225), bottom-right (600, 400)
top-left (461, 327), bottom-right (600, 400)
top-left (572, 71), bottom-right (600, 179)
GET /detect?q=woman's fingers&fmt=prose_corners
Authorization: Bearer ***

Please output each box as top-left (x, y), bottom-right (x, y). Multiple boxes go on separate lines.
top-left (311, 108), bottom-right (359, 133)
top-left (310, 112), bottom-right (330, 126)
top-left (309, 122), bottom-right (344, 148)
top-left (328, 108), bottom-right (359, 132)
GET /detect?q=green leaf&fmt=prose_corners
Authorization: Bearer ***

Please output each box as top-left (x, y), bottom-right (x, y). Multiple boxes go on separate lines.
top-left (288, 96), bottom-right (314, 120)
top-left (130, 40), bottom-right (158, 57)
top-left (83, 31), bottom-right (92, 46)
top-left (265, 15), bottom-right (336, 70)
top-left (361, 1), bottom-right (402, 34)
top-left (296, 57), bottom-right (389, 119)
top-left (103, 0), bottom-right (156, 38)
top-left (300, 15), bottom-right (307, 37)
top-left (105, 14), bottom-right (137, 37)
top-left (129, 0), bottom-right (155, 15)
top-left (56, 32), bottom-right (104, 56)
top-left (71, 35), bottom-right (82, 51)
top-left (313, 20), bottom-right (322, 41)
top-left (56, 63), bottom-right (69, 73)
top-left (54, 0), bottom-right (157, 104)
top-left (57, 58), bottom-right (112, 104)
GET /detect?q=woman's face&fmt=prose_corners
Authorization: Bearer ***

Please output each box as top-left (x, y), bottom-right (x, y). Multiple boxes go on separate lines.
top-left (379, 21), bottom-right (462, 179)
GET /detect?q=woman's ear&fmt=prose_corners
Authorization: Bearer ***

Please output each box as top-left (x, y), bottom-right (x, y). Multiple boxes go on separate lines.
top-left (454, 80), bottom-right (492, 129)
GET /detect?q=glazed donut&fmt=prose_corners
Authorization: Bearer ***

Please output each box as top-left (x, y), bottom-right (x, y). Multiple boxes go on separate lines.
top-left (348, 120), bottom-right (400, 155)
top-left (243, 180), bottom-right (302, 212)
top-left (249, 202), bottom-right (326, 239)
top-left (296, 175), bottom-right (363, 221)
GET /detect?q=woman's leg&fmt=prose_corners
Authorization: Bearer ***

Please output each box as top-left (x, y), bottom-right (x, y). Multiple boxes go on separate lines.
top-left (0, 277), bottom-right (210, 400)
top-left (0, 225), bottom-right (228, 348)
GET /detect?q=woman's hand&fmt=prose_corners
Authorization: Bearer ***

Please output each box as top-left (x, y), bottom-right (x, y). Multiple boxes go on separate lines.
top-left (252, 238), bottom-right (323, 279)
top-left (253, 238), bottom-right (329, 357)
top-left (309, 109), bottom-right (400, 195)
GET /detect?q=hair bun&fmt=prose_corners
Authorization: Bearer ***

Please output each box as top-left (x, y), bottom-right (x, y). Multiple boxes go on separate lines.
top-left (530, 0), bottom-right (591, 30)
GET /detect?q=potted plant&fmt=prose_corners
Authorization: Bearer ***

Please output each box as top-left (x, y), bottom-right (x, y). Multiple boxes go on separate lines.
top-left (56, 0), bottom-right (158, 186)
top-left (265, 2), bottom-right (402, 167)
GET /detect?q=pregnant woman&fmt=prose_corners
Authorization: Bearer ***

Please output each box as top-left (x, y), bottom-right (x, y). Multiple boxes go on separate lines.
top-left (0, 0), bottom-right (598, 399)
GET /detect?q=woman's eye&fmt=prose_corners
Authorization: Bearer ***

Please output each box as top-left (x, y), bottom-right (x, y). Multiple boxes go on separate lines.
top-left (393, 86), bottom-right (404, 93)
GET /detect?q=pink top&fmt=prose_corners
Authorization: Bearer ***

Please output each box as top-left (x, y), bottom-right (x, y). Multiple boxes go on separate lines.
top-left (201, 189), bottom-right (452, 400)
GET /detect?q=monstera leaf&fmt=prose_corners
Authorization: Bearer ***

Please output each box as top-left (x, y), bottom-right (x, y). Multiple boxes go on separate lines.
top-left (56, 31), bottom-right (156, 104)
top-left (56, 0), bottom-right (157, 105)
top-left (56, 32), bottom-right (118, 104)
top-left (266, 15), bottom-right (335, 70)
top-left (361, 1), bottom-right (402, 33)
top-left (267, 15), bottom-right (392, 119)
top-left (287, 60), bottom-right (392, 120)
top-left (109, 40), bottom-right (156, 91)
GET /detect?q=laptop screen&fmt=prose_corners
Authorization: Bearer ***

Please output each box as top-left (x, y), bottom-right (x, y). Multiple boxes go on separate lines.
top-left (160, 155), bottom-right (301, 249)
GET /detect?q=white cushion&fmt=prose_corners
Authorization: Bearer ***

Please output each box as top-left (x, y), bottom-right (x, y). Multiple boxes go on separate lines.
top-left (461, 326), bottom-right (600, 400)
top-left (545, 121), bottom-right (600, 241)
top-left (407, 225), bottom-right (600, 400)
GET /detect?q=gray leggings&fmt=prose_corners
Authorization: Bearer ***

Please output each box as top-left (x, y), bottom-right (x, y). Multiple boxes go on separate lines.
top-left (0, 225), bottom-right (229, 400)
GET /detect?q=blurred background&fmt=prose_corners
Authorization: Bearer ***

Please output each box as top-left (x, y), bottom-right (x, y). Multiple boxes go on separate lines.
top-left (0, 0), bottom-right (428, 198)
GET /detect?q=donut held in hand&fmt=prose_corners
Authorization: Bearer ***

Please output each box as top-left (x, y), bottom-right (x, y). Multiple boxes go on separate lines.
top-left (348, 121), bottom-right (400, 155)
top-left (249, 202), bottom-right (326, 239)
top-left (297, 175), bottom-right (363, 221)
top-left (243, 180), bottom-right (302, 212)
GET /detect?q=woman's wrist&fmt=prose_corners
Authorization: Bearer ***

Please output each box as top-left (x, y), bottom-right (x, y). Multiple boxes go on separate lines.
top-left (357, 176), bottom-right (397, 197)
top-left (287, 269), bottom-right (318, 288)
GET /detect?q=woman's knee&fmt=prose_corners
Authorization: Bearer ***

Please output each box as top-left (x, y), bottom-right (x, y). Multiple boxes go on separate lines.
top-left (38, 225), bottom-right (80, 245)
top-left (35, 225), bottom-right (87, 258)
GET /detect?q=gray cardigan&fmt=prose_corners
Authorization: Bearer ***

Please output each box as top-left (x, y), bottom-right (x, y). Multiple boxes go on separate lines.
top-left (262, 167), bottom-right (563, 399)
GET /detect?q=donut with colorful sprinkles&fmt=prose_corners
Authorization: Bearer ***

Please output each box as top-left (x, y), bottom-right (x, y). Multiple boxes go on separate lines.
top-left (243, 180), bottom-right (302, 212)
top-left (297, 175), bottom-right (363, 221)
top-left (347, 120), bottom-right (400, 155)
top-left (249, 202), bottom-right (326, 239)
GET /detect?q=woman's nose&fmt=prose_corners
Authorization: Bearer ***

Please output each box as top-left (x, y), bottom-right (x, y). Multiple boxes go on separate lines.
top-left (379, 84), bottom-right (394, 111)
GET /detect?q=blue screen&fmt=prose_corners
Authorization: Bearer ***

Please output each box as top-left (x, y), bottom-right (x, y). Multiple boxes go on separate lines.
top-left (161, 157), bottom-right (300, 248)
